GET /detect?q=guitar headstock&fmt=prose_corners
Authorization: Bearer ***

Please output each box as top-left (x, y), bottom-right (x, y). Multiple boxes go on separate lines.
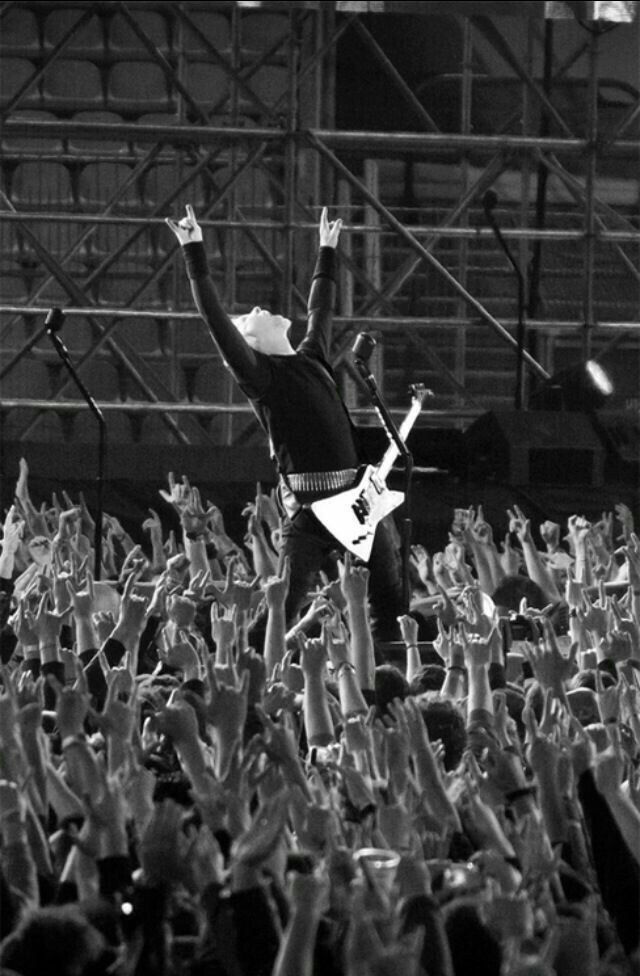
top-left (409, 383), bottom-right (433, 406)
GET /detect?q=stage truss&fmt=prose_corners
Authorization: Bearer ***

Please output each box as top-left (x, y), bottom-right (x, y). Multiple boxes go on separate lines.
top-left (0, 0), bottom-right (638, 451)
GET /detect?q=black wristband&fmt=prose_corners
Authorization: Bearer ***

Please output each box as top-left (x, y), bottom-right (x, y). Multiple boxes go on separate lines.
top-left (313, 246), bottom-right (336, 280)
top-left (183, 241), bottom-right (209, 280)
top-left (185, 531), bottom-right (206, 542)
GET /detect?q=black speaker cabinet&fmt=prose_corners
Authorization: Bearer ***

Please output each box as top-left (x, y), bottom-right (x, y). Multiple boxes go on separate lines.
top-left (465, 411), bottom-right (605, 487)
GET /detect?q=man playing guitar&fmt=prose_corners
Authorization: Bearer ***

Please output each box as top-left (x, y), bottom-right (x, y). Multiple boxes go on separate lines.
top-left (167, 205), bottom-right (405, 641)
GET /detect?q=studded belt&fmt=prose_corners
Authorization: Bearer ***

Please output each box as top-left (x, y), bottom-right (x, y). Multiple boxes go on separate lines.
top-left (285, 468), bottom-right (357, 494)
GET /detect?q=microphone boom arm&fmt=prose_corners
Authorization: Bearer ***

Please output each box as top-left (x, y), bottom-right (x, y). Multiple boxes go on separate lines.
top-left (45, 309), bottom-right (106, 580)
top-left (483, 195), bottom-right (527, 410)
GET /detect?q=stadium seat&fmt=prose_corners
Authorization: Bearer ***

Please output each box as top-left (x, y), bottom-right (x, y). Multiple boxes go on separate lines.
top-left (57, 316), bottom-right (96, 352)
top-left (41, 59), bottom-right (104, 111)
top-left (69, 111), bottom-right (128, 154)
top-left (182, 10), bottom-right (230, 55)
top-left (17, 219), bottom-right (85, 269)
top-left (0, 219), bottom-right (20, 262)
top-left (140, 161), bottom-right (223, 213)
top-left (0, 58), bottom-right (41, 109)
top-left (43, 7), bottom-right (105, 59)
top-left (11, 161), bottom-right (74, 208)
top-left (61, 356), bottom-right (121, 401)
top-left (0, 272), bottom-right (28, 304)
top-left (1, 109), bottom-right (63, 153)
top-left (139, 411), bottom-right (182, 444)
top-left (0, 8), bottom-right (41, 57)
top-left (86, 273), bottom-right (130, 308)
top-left (115, 316), bottom-right (162, 354)
top-left (78, 160), bottom-right (141, 212)
top-left (85, 223), bottom-right (134, 262)
top-left (183, 61), bottom-right (229, 113)
top-left (108, 10), bottom-right (171, 57)
top-left (134, 112), bottom-right (180, 153)
top-left (240, 12), bottom-right (289, 60)
top-left (192, 358), bottom-right (229, 402)
top-left (0, 357), bottom-right (50, 398)
top-left (233, 164), bottom-right (273, 212)
top-left (244, 66), bottom-right (288, 114)
top-left (107, 61), bottom-right (173, 116)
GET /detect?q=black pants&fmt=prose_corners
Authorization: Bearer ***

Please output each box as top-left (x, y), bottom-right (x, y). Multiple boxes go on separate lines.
top-left (280, 506), bottom-right (404, 642)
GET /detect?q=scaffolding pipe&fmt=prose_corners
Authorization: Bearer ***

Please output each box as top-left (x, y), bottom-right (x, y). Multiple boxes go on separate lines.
top-left (2, 211), bottom-right (638, 241)
top-left (583, 28), bottom-right (600, 361)
top-left (2, 120), bottom-right (638, 156)
top-left (1, 309), bottom-right (636, 331)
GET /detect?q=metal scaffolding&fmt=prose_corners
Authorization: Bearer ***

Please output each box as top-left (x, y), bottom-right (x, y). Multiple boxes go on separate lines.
top-left (1, 1), bottom-right (638, 451)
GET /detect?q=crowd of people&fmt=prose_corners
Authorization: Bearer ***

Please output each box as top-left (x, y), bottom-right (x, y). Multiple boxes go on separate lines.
top-left (0, 456), bottom-right (639, 976)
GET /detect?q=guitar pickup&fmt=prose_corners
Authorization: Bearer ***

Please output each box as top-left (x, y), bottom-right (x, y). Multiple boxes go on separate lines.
top-left (370, 473), bottom-right (385, 494)
top-left (351, 492), bottom-right (370, 524)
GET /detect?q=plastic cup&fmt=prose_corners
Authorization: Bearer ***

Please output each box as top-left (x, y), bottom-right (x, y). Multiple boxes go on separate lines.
top-left (354, 847), bottom-right (400, 896)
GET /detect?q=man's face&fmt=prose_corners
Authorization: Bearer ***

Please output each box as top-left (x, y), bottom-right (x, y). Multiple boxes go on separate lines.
top-left (233, 306), bottom-right (292, 354)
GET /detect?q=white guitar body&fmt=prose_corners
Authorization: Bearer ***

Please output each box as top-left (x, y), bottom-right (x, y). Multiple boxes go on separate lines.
top-left (311, 467), bottom-right (404, 562)
top-left (310, 385), bottom-right (427, 562)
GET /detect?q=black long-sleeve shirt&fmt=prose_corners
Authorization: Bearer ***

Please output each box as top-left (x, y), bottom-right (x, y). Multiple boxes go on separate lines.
top-left (182, 242), bottom-right (359, 481)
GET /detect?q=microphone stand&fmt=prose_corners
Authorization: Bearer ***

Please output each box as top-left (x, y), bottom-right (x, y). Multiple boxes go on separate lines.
top-left (45, 309), bottom-right (105, 580)
top-left (353, 334), bottom-right (413, 615)
top-left (483, 192), bottom-right (527, 410)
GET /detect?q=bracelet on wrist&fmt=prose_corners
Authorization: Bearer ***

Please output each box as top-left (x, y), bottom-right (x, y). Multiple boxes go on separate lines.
top-left (447, 665), bottom-right (466, 674)
top-left (505, 785), bottom-right (537, 804)
top-left (185, 531), bottom-right (207, 542)
top-left (335, 661), bottom-right (356, 678)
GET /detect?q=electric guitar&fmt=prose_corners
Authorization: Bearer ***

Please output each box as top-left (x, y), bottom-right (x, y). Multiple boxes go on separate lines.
top-left (311, 384), bottom-right (428, 561)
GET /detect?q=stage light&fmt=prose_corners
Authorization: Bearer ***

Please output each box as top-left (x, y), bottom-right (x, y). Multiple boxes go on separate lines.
top-left (585, 360), bottom-right (614, 397)
top-left (529, 359), bottom-right (614, 411)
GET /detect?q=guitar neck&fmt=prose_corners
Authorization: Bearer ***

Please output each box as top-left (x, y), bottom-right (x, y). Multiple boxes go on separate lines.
top-left (377, 394), bottom-right (425, 482)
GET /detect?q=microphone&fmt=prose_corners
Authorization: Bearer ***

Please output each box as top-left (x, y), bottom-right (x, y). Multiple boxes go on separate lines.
top-left (352, 332), bottom-right (377, 376)
top-left (45, 308), bottom-right (65, 335)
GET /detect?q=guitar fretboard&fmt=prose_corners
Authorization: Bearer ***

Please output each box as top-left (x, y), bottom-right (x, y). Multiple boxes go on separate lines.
top-left (377, 391), bottom-right (425, 483)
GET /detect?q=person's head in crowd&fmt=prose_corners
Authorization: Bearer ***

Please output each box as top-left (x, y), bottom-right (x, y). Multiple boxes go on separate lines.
top-left (418, 698), bottom-right (467, 771)
top-left (491, 575), bottom-right (547, 613)
top-left (570, 669), bottom-right (616, 693)
top-left (408, 662), bottom-right (446, 696)
top-left (0, 906), bottom-right (107, 976)
top-left (566, 687), bottom-right (600, 727)
top-left (443, 900), bottom-right (502, 976)
top-left (374, 663), bottom-right (409, 719)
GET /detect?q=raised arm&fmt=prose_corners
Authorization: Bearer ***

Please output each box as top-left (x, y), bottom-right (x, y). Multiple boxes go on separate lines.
top-left (166, 205), bottom-right (267, 395)
top-left (299, 207), bottom-right (342, 361)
